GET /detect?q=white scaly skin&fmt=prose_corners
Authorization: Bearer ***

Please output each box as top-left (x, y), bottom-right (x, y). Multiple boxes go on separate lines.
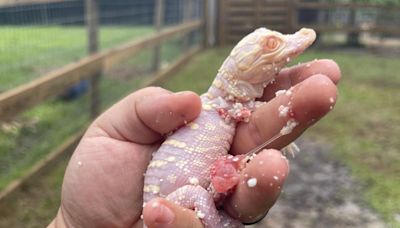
top-left (143, 28), bottom-right (316, 228)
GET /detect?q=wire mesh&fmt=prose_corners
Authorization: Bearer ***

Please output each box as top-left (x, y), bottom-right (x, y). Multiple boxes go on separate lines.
top-left (0, 0), bottom-right (204, 201)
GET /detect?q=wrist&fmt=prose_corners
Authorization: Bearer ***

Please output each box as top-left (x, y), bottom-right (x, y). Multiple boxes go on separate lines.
top-left (48, 208), bottom-right (68, 228)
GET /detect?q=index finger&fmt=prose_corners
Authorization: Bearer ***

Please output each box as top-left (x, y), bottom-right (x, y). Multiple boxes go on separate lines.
top-left (260, 59), bottom-right (341, 101)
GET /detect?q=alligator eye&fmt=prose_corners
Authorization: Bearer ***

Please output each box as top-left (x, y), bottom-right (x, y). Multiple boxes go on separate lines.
top-left (263, 36), bottom-right (281, 52)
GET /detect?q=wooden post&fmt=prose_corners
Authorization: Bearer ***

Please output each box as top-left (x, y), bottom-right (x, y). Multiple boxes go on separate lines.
top-left (182, 0), bottom-right (193, 52)
top-left (85, 0), bottom-right (101, 118)
top-left (218, 0), bottom-right (227, 45)
top-left (254, 0), bottom-right (262, 28)
top-left (203, 0), bottom-right (209, 48)
top-left (152, 0), bottom-right (163, 72)
top-left (289, 0), bottom-right (299, 32)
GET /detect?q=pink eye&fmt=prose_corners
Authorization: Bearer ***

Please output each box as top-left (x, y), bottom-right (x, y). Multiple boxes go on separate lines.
top-left (263, 36), bottom-right (281, 51)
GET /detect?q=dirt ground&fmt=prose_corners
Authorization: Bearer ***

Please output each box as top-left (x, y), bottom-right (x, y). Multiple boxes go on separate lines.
top-left (249, 139), bottom-right (386, 228)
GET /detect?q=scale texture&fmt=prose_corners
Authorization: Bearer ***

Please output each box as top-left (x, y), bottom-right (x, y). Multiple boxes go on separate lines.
top-left (143, 27), bottom-right (316, 228)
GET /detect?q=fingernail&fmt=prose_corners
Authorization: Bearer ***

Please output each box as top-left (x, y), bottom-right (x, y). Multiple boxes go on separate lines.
top-left (174, 91), bottom-right (192, 96)
top-left (152, 202), bottom-right (175, 228)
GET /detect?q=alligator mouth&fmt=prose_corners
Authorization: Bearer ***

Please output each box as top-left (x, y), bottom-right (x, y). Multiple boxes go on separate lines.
top-left (279, 28), bottom-right (317, 60)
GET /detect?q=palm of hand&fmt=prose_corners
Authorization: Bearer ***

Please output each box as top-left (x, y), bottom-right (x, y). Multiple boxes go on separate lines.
top-left (61, 136), bottom-right (152, 227)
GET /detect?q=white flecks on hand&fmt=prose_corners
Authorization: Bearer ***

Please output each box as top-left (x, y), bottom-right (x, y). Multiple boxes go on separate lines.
top-left (189, 177), bottom-right (200, 186)
top-left (245, 153), bottom-right (256, 162)
top-left (285, 90), bottom-right (293, 96)
top-left (247, 178), bottom-right (258, 187)
top-left (329, 97), bottom-right (335, 103)
top-left (269, 78), bottom-right (276, 84)
top-left (254, 101), bottom-right (265, 108)
top-left (196, 210), bottom-right (206, 219)
top-left (77, 161), bottom-right (82, 166)
top-left (273, 175), bottom-right (279, 181)
top-left (280, 119), bottom-right (299, 135)
top-left (278, 105), bottom-right (290, 117)
top-left (275, 89), bottom-right (287, 97)
top-left (152, 202), bottom-right (159, 208)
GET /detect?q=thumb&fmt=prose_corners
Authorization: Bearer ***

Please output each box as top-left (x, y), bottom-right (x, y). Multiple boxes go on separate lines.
top-left (143, 198), bottom-right (204, 228)
top-left (87, 87), bottom-right (202, 144)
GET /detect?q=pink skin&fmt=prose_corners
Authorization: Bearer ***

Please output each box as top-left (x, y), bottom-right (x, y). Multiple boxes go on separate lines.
top-left (142, 28), bottom-right (319, 228)
top-left (210, 155), bottom-right (244, 193)
top-left (48, 59), bottom-right (341, 228)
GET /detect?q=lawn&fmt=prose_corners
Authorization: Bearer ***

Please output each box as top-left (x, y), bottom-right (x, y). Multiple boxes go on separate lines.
top-left (0, 46), bottom-right (399, 227)
top-left (0, 25), bottom-right (154, 92)
top-left (0, 25), bottom-right (186, 191)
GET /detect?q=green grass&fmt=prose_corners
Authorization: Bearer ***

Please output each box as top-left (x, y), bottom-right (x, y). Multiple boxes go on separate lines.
top-left (0, 159), bottom-right (67, 228)
top-left (0, 25), bottom-right (192, 226)
top-left (300, 50), bottom-right (400, 226)
top-left (0, 25), bottom-right (153, 92)
top-left (0, 25), bottom-right (187, 191)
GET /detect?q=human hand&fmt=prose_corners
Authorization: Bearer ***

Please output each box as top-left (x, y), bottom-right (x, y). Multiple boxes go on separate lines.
top-left (49, 59), bottom-right (340, 228)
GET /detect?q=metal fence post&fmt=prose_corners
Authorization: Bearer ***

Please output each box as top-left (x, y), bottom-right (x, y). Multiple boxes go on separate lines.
top-left (152, 0), bottom-right (164, 72)
top-left (85, 0), bottom-right (101, 118)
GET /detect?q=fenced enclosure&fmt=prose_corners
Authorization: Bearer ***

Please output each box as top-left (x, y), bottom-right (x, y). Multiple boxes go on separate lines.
top-left (0, 0), bottom-right (207, 202)
top-left (218, 0), bottom-right (400, 45)
top-left (1, 0), bottom-right (400, 227)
